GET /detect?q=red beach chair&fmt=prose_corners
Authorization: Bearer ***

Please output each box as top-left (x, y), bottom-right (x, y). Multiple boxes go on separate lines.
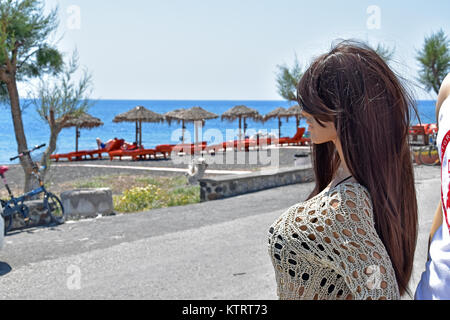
top-left (277, 127), bottom-right (310, 146)
top-left (86, 138), bottom-right (125, 159)
top-left (172, 142), bottom-right (207, 155)
top-left (50, 150), bottom-right (92, 162)
top-left (50, 138), bottom-right (125, 162)
top-left (108, 147), bottom-right (157, 161)
top-left (155, 145), bottom-right (175, 159)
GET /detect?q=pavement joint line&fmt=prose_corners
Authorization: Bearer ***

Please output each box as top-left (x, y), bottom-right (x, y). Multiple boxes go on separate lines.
top-left (53, 164), bottom-right (253, 175)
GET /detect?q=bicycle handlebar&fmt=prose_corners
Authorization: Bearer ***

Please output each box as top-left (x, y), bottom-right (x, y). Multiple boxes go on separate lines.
top-left (10, 144), bottom-right (46, 162)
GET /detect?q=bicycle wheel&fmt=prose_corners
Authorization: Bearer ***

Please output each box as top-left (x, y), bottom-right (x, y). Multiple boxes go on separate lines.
top-left (44, 193), bottom-right (65, 225)
top-left (419, 145), bottom-right (439, 166)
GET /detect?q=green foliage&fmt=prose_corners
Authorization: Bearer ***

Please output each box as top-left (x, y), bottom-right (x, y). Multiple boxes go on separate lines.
top-left (417, 29), bottom-right (450, 95)
top-left (275, 54), bottom-right (303, 102)
top-left (34, 49), bottom-right (95, 177)
top-left (374, 43), bottom-right (395, 63)
top-left (113, 181), bottom-right (200, 213)
top-left (0, 0), bottom-right (63, 98)
top-left (35, 50), bottom-right (94, 124)
top-left (20, 44), bottom-right (63, 79)
top-left (114, 185), bottom-right (167, 213)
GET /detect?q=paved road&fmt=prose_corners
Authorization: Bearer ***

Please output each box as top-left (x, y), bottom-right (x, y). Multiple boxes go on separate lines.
top-left (0, 165), bottom-right (440, 299)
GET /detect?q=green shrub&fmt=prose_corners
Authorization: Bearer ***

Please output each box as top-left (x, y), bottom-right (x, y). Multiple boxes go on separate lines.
top-left (113, 182), bottom-right (200, 213)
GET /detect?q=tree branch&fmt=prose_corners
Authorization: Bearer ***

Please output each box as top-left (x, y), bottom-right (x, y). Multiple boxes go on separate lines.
top-left (11, 40), bottom-right (23, 69)
top-left (17, 48), bottom-right (39, 70)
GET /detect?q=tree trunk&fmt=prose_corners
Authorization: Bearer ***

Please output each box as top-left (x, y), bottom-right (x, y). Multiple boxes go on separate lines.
top-left (6, 79), bottom-right (35, 193)
top-left (431, 65), bottom-right (441, 95)
top-left (278, 118), bottom-right (282, 138)
top-left (75, 126), bottom-right (79, 152)
top-left (182, 120), bottom-right (185, 144)
top-left (40, 124), bottom-right (62, 183)
top-left (239, 117), bottom-right (242, 141)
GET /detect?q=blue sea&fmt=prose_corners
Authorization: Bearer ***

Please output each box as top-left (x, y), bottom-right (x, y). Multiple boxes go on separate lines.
top-left (0, 99), bottom-right (437, 165)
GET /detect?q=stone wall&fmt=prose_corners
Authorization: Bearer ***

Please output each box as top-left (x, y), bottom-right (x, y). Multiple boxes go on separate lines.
top-left (199, 166), bottom-right (314, 202)
top-left (61, 188), bottom-right (114, 220)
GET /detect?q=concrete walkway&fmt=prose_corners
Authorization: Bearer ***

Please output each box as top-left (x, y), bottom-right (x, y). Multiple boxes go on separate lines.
top-left (0, 165), bottom-right (440, 299)
top-left (54, 163), bottom-right (253, 175)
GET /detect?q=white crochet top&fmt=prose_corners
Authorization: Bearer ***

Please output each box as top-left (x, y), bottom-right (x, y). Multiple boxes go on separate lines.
top-left (267, 182), bottom-right (400, 300)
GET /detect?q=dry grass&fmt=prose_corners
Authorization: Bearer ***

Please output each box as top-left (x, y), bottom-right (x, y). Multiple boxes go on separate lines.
top-left (0, 174), bottom-right (192, 199)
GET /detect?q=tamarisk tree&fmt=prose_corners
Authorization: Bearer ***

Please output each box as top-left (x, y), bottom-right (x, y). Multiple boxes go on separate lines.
top-left (0, 0), bottom-right (63, 192)
top-left (417, 29), bottom-right (450, 95)
top-left (35, 51), bottom-right (94, 181)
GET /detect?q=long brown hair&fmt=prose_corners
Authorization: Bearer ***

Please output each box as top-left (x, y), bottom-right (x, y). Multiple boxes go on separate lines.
top-left (297, 40), bottom-right (418, 297)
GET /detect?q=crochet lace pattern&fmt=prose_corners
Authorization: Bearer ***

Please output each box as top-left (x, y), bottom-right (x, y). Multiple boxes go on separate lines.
top-left (267, 182), bottom-right (400, 300)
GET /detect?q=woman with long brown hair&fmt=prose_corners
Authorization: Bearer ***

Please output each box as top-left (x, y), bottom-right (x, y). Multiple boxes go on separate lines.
top-left (268, 40), bottom-right (418, 299)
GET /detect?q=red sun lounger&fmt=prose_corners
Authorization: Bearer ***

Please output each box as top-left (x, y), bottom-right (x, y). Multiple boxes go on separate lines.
top-left (277, 127), bottom-right (310, 146)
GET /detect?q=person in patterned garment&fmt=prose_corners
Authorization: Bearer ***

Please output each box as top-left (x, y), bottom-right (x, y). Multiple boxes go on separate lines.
top-left (415, 73), bottom-right (450, 300)
top-left (268, 41), bottom-right (419, 300)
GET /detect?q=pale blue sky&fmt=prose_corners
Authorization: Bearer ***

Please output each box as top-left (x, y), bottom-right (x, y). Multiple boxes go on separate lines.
top-left (37, 0), bottom-right (450, 101)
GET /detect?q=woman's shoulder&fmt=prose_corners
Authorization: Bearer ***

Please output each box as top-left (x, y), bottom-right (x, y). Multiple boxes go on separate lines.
top-left (328, 182), bottom-right (373, 210)
top-left (297, 182), bottom-right (373, 215)
top-left (286, 181), bottom-right (376, 236)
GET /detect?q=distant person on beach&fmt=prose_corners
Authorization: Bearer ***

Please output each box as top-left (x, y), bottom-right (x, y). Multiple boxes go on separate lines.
top-left (415, 73), bottom-right (450, 300)
top-left (96, 137), bottom-right (119, 150)
top-left (96, 138), bottom-right (106, 149)
top-left (268, 40), bottom-right (419, 300)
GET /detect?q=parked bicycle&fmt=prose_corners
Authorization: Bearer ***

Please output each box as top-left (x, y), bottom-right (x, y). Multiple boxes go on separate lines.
top-left (0, 144), bottom-right (65, 234)
top-left (418, 131), bottom-right (440, 167)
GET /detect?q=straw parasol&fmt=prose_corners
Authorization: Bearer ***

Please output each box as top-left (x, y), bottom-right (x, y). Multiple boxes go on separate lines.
top-left (113, 106), bottom-right (164, 148)
top-left (164, 108), bottom-right (188, 143)
top-left (221, 105), bottom-right (263, 140)
top-left (264, 107), bottom-right (292, 138)
top-left (287, 104), bottom-right (303, 128)
top-left (174, 106), bottom-right (219, 123)
top-left (165, 106), bottom-right (219, 153)
top-left (62, 112), bottom-right (104, 152)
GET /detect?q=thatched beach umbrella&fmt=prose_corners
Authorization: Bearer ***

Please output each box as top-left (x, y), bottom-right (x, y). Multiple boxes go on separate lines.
top-left (221, 105), bottom-right (263, 140)
top-left (264, 107), bottom-right (291, 138)
top-left (165, 106), bottom-right (219, 152)
top-left (62, 112), bottom-right (104, 152)
top-left (287, 104), bottom-right (303, 128)
top-left (113, 106), bottom-right (164, 147)
top-left (164, 108), bottom-right (187, 143)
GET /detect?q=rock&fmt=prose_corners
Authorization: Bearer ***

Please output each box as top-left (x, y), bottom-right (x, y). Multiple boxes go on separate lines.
top-left (61, 188), bottom-right (114, 220)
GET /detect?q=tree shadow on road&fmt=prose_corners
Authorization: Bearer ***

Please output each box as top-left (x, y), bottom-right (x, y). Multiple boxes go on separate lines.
top-left (0, 262), bottom-right (12, 276)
